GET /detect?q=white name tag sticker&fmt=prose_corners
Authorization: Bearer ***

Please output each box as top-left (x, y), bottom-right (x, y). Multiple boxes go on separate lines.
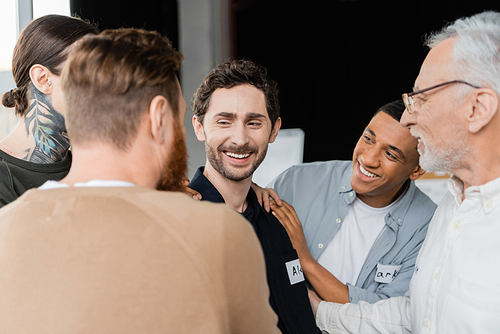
top-left (285, 259), bottom-right (305, 285)
top-left (375, 263), bottom-right (402, 284)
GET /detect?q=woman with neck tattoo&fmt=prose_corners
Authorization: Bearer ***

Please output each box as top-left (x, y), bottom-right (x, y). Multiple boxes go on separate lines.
top-left (0, 14), bottom-right (98, 208)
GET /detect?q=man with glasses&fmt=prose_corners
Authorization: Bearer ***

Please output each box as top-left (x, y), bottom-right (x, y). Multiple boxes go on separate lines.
top-left (310, 11), bottom-right (500, 333)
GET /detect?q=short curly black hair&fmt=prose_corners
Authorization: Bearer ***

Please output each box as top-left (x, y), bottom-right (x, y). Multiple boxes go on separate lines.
top-left (191, 59), bottom-right (280, 128)
top-left (374, 100), bottom-right (406, 121)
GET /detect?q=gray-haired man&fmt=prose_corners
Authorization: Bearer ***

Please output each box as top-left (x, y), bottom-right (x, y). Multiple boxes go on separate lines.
top-left (311, 11), bottom-right (500, 333)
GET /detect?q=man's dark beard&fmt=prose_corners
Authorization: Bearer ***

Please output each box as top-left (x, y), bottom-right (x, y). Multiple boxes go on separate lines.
top-left (206, 142), bottom-right (267, 182)
top-left (156, 121), bottom-right (188, 192)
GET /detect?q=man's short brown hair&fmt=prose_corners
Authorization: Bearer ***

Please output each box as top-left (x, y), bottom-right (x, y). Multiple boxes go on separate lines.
top-left (61, 28), bottom-right (183, 150)
top-left (191, 59), bottom-right (280, 129)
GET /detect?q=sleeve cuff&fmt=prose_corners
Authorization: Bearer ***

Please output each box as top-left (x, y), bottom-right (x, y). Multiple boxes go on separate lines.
top-left (316, 300), bottom-right (341, 333)
top-left (346, 282), bottom-right (384, 304)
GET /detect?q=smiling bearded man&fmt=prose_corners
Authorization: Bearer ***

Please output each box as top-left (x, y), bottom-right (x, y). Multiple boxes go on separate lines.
top-left (202, 84), bottom-right (269, 183)
top-left (189, 59), bottom-right (321, 334)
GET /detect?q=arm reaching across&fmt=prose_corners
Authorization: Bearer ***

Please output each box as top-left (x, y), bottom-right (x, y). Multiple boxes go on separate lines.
top-left (315, 293), bottom-right (411, 333)
top-left (271, 200), bottom-right (349, 304)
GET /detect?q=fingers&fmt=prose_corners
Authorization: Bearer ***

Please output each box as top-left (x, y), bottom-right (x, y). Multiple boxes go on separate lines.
top-left (184, 187), bottom-right (202, 201)
top-left (251, 182), bottom-right (270, 212)
top-left (181, 177), bottom-right (190, 187)
top-left (263, 193), bottom-right (271, 213)
top-left (256, 194), bottom-right (263, 207)
top-left (271, 206), bottom-right (296, 237)
top-left (180, 178), bottom-right (202, 200)
top-left (281, 200), bottom-right (296, 214)
top-left (271, 204), bottom-right (301, 238)
top-left (274, 201), bottom-right (301, 229)
top-left (270, 202), bottom-right (289, 220)
top-left (272, 203), bottom-right (309, 256)
top-left (249, 181), bottom-right (283, 212)
top-left (271, 205), bottom-right (289, 226)
top-left (267, 188), bottom-right (282, 206)
top-left (261, 187), bottom-right (280, 212)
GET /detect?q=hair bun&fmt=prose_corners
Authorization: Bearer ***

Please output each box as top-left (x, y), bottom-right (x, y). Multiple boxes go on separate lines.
top-left (2, 88), bottom-right (17, 108)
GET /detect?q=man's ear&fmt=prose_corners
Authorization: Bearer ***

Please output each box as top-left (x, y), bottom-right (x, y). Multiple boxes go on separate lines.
top-left (468, 88), bottom-right (499, 134)
top-left (268, 117), bottom-right (282, 144)
top-left (149, 95), bottom-right (169, 145)
top-left (192, 115), bottom-right (206, 142)
top-left (29, 64), bottom-right (54, 95)
top-left (408, 165), bottom-right (426, 181)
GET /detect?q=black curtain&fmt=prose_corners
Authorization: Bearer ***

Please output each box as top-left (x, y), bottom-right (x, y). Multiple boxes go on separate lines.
top-left (70, 0), bottom-right (179, 51)
top-left (234, 0), bottom-right (500, 162)
top-left (69, 0), bottom-right (500, 163)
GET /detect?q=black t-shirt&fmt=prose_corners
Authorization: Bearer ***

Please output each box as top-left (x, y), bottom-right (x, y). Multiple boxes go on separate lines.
top-left (0, 149), bottom-right (71, 208)
top-left (189, 167), bottom-right (320, 334)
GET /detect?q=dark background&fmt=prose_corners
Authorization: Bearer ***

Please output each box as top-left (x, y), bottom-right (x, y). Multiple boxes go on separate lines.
top-left (70, 0), bottom-right (500, 163)
top-left (70, 0), bottom-right (179, 50)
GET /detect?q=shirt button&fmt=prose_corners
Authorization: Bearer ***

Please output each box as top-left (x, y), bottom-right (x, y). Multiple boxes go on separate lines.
top-left (425, 319), bottom-right (430, 328)
top-left (318, 243), bottom-right (324, 249)
top-left (486, 200), bottom-right (493, 208)
top-left (336, 218), bottom-right (341, 224)
top-left (397, 218), bottom-right (402, 223)
top-left (349, 192), bottom-right (354, 197)
top-left (453, 222), bottom-right (461, 230)
top-left (434, 272), bottom-right (440, 280)
top-left (341, 186), bottom-right (346, 190)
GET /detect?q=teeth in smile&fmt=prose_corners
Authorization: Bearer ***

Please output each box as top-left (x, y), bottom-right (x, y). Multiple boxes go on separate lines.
top-left (225, 152), bottom-right (251, 159)
top-left (360, 164), bottom-right (376, 178)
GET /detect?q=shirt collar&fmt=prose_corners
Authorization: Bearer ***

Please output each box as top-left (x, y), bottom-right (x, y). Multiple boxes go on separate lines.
top-left (448, 175), bottom-right (465, 205)
top-left (449, 174), bottom-right (500, 213)
top-left (188, 166), bottom-right (225, 203)
top-left (339, 163), bottom-right (355, 195)
top-left (39, 179), bottom-right (135, 190)
top-left (189, 166), bottom-right (262, 223)
top-left (385, 181), bottom-right (416, 227)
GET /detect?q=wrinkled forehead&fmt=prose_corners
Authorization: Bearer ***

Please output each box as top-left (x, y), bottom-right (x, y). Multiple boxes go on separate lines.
top-left (207, 85), bottom-right (268, 117)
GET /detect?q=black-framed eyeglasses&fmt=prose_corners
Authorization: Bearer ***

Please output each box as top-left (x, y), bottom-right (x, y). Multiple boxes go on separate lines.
top-left (402, 80), bottom-right (480, 114)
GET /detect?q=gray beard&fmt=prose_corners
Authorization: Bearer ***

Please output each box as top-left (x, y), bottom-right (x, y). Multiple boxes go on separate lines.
top-left (418, 137), bottom-right (470, 173)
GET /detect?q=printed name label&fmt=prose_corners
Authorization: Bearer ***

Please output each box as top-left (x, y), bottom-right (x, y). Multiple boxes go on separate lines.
top-left (285, 259), bottom-right (305, 285)
top-left (375, 263), bottom-right (402, 284)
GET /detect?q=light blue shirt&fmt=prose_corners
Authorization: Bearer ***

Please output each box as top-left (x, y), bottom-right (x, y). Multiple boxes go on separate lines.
top-left (268, 160), bottom-right (437, 303)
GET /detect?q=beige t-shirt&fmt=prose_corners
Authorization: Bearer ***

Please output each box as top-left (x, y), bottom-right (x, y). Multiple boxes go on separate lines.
top-left (0, 186), bottom-right (279, 334)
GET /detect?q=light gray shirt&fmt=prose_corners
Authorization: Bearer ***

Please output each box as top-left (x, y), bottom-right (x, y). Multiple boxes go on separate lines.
top-left (268, 160), bottom-right (437, 303)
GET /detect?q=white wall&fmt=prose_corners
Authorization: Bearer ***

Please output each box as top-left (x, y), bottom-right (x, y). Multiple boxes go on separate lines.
top-left (178, 0), bottom-right (230, 179)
